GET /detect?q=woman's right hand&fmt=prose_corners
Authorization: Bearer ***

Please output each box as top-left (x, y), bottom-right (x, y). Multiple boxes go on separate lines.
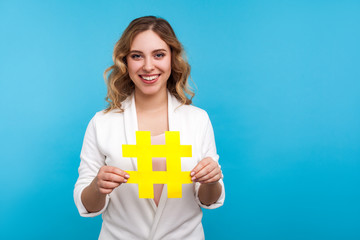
top-left (93, 166), bottom-right (130, 195)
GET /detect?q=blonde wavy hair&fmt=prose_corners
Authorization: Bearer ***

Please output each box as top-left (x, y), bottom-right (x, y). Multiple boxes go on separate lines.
top-left (104, 16), bottom-right (194, 113)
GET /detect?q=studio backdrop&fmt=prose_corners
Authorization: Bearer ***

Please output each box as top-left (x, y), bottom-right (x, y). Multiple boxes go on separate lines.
top-left (0, 0), bottom-right (359, 239)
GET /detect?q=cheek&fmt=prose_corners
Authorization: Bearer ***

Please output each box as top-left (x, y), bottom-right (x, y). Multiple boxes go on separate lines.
top-left (159, 59), bottom-right (172, 74)
top-left (127, 61), bottom-right (142, 75)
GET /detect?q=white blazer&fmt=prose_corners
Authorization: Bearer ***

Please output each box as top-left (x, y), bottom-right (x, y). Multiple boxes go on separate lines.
top-left (74, 92), bottom-right (225, 240)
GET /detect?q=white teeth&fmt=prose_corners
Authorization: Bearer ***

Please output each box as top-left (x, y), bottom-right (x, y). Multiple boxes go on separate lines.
top-left (141, 75), bottom-right (159, 81)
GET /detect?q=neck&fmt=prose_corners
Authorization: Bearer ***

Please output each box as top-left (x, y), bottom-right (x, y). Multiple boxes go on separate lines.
top-left (134, 89), bottom-right (168, 113)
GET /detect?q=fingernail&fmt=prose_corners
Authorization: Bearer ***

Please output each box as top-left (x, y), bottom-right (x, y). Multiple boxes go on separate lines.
top-left (124, 179), bottom-right (127, 183)
top-left (125, 174), bottom-right (130, 178)
top-left (190, 172), bottom-right (195, 176)
top-left (191, 177), bottom-right (196, 181)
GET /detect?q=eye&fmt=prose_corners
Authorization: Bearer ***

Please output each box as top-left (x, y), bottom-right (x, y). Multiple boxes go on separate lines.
top-left (154, 53), bottom-right (165, 59)
top-left (130, 54), bottom-right (142, 60)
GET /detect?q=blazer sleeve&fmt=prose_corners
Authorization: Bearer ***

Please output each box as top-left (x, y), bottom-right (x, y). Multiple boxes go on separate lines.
top-left (194, 113), bottom-right (225, 209)
top-left (73, 115), bottom-right (110, 217)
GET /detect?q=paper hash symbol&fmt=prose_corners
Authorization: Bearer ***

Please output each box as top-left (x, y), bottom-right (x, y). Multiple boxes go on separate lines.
top-left (122, 131), bottom-right (192, 198)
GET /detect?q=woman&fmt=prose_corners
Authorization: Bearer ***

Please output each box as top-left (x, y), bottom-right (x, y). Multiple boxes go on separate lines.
top-left (74, 16), bottom-right (225, 240)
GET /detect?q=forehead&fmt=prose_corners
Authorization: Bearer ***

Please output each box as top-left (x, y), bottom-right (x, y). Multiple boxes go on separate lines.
top-left (130, 30), bottom-right (170, 52)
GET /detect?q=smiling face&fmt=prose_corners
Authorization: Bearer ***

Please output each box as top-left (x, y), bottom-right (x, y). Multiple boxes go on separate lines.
top-left (126, 30), bottom-right (172, 98)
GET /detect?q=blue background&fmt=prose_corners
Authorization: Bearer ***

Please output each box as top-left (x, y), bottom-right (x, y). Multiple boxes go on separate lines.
top-left (1, 0), bottom-right (359, 239)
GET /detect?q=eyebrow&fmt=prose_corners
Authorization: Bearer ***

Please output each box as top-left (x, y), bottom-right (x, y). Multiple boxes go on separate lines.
top-left (129, 49), bottom-right (168, 54)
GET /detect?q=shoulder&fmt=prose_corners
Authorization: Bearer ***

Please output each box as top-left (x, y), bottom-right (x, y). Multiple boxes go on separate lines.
top-left (173, 104), bottom-right (212, 132)
top-left (176, 104), bottom-right (209, 119)
top-left (170, 94), bottom-right (210, 121)
top-left (93, 109), bottom-right (123, 119)
top-left (90, 109), bottom-right (124, 129)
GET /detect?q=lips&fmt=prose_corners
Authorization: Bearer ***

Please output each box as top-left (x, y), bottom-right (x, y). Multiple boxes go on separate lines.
top-left (139, 74), bottom-right (160, 84)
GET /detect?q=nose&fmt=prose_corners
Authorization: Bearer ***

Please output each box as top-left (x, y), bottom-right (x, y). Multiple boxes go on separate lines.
top-left (142, 57), bottom-right (154, 72)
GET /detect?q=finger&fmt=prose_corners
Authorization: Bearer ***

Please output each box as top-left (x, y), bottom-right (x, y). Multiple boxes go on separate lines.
top-left (199, 173), bottom-right (222, 184)
top-left (195, 167), bottom-right (219, 182)
top-left (99, 188), bottom-right (113, 194)
top-left (102, 173), bottom-right (128, 183)
top-left (192, 160), bottom-right (218, 178)
top-left (194, 166), bottom-right (220, 182)
top-left (191, 160), bottom-right (211, 177)
top-left (99, 180), bottom-right (121, 190)
top-left (103, 166), bottom-right (130, 179)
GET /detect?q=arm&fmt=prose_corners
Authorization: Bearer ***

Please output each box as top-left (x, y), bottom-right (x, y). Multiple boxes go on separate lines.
top-left (74, 116), bottom-right (129, 216)
top-left (198, 182), bottom-right (222, 206)
top-left (82, 177), bottom-right (107, 213)
top-left (191, 157), bottom-right (223, 205)
top-left (81, 166), bottom-right (129, 213)
top-left (191, 111), bottom-right (225, 207)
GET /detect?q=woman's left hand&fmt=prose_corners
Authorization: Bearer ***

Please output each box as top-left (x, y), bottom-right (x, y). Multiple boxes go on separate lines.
top-left (191, 157), bottom-right (222, 184)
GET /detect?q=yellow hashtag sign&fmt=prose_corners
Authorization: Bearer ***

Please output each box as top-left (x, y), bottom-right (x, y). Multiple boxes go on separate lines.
top-left (123, 131), bottom-right (192, 198)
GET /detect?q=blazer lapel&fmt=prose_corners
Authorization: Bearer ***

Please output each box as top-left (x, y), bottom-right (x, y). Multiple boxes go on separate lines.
top-left (123, 94), bottom-right (138, 171)
top-left (167, 91), bottom-right (181, 131)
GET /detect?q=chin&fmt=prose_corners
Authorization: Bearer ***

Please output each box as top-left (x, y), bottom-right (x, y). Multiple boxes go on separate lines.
top-left (136, 86), bottom-right (166, 96)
